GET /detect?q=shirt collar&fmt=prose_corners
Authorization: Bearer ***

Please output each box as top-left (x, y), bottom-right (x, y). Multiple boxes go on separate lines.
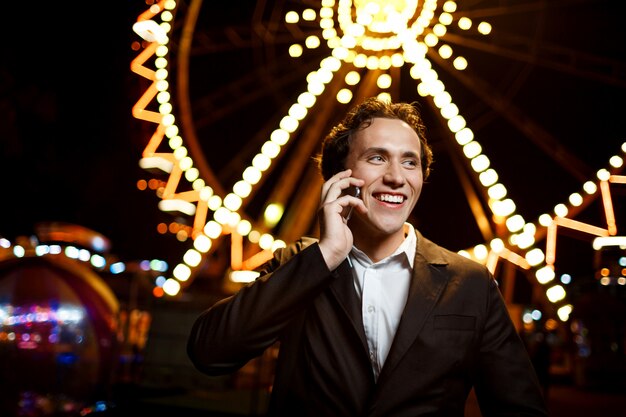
top-left (351, 223), bottom-right (416, 268)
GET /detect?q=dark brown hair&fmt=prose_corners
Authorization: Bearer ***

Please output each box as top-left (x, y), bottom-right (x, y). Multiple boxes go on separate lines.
top-left (315, 97), bottom-right (433, 180)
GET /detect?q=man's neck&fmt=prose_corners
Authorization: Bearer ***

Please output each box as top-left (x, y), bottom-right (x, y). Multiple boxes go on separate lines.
top-left (353, 229), bottom-right (406, 263)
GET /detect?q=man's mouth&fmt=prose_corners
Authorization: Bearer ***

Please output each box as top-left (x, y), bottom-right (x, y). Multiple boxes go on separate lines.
top-left (374, 193), bottom-right (405, 204)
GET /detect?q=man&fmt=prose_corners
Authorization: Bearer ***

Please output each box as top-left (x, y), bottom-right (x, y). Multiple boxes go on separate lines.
top-left (187, 97), bottom-right (548, 416)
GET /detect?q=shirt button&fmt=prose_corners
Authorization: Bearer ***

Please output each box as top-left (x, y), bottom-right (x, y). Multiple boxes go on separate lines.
top-left (367, 305), bottom-right (375, 313)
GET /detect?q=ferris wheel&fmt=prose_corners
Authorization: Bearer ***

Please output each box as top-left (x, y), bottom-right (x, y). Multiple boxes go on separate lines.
top-left (131, 0), bottom-right (626, 322)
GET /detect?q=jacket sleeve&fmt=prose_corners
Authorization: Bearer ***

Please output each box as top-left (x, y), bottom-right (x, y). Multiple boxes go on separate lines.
top-left (473, 277), bottom-right (548, 416)
top-left (187, 239), bottom-right (336, 376)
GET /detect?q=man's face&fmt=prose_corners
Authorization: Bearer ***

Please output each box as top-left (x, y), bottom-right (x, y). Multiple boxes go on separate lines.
top-left (345, 117), bottom-right (424, 240)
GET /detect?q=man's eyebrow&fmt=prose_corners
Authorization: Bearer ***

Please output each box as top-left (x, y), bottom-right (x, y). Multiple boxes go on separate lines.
top-left (363, 147), bottom-right (420, 158)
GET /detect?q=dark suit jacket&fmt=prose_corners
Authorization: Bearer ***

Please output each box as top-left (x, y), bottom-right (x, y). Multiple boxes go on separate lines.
top-left (187, 230), bottom-right (548, 416)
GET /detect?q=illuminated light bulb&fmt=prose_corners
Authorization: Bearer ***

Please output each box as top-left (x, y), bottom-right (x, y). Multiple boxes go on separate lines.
top-left (491, 198), bottom-right (516, 217)
top-left (285, 11), bottom-right (299, 23)
top-left (538, 214), bottom-right (553, 227)
top-left (207, 195), bottom-right (222, 210)
top-left (438, 44), bottom-right (453, 59)
top-left (546, 285), bottom-right (566, 303)
top-left (597, 168), bottom-right (610, 181)
top-left (377, 74), bottom-right (392, 89)
top-left (471, 154), bottom-right (490, 172)
top-left (523, 222), bottom-right (536, 235)
top-left (185, 167), bottom-right (199, 182)
top-left (271, 129), bottom-right (289, 146)
top-left (453, 56), bottom-right (468, 70)
top-left (173, 263), bottom-right (192, 281)
top-left (252, 153), bottom-right (271, 171)
top-left (243, 166), bottom-right (262, 184)
top-left (568, 192), bottom-right (583, 206)
top-left (477, 21), bottom-right (492, 35)
top-left (159, 102), bottom-right (172, 114)
top-left (488, 183), bottom-right (507, 200)
top-left (173, 146), bottom-right (187, 159)
top-left (308, 80), bottom-right (325, 95)
top-left (525, 248), bottom-right (545, 266)
top-left (233, 181), bottom-right (251, 198)
top-left (223, 193), bottom-right (243, 211)
top-left (458, 17), bottom-right (472, 30)
top-left (490, 238), bottom-right (505, 252)
top-left (204, 220), bottom-right (222, 239)
top-left (279, 115), bottom-right (299, 132)
top-left (237, 220), bottom-right (252, 236)
top-left (473, 244), bottom-right (488, 260)
top-left (516, 233), bottom-right (535, 249)
top-left (458, 250), bottom-right (471, 259)
top-left (443, 1), bottom-right (457, 12)
top-left (377, 92), bottom-right (392, 103)
top-left (440, 103), bottom-right (459, 120)
top-left (214, 207), bottom-right (232, 224)
top-left (193, 235), bottom-right (212, 253)
top-left (248, 230), bottom-right (261, 244)
top-left (433, 23), bottom-right (447, 37)
top-left (557, 305), bottom-right (572, 322)
top-left (264, 203), bottom-right (284, 228)
top-left (506, 214), bottom-right (525, 233)
top-left (262, 141), bottom-right (280, 158)
top-left (259, 233), bottom-right (275, 250)
top-left (479, 168), bottom-right (498, 187)
top-left (433, 92), bottom-right (452, 108)
top-left (162, 278), bottom-right (181, 296)
top-left (448, 115), bottom-right (466, 132)
top-left (424, 33), bottom-right (438, 46)
top-left (337, 89), bottom-right (353, 103)
top-left (455, 127), bottom-right (474, 145)
top-left (536, 266), bottom-right (555, 284)
top-left (305, 36), bottom-right (321, 49)
top-left (463, 141), bottom-right (482, 158)
top-left (302, 8), bottom-right (316, 21)
top-left (609, 155), bottom-right (623, 168)
top-left (582, 181), bottom-right (597, 194)
top-left (417, 82), bottom-right (429, 97)
top-left (183, 249), bottom-right (202, 267)
top-left (192, 178), bottom-right (205, 190)
top-left (554, 203), bottom-right (568, 217)
top-left (439, 12), bottom-right (453, 25)
top-left (289, 44), bottom-right (303, 57)
top-left (168, 135), bottom-right (182, 149)
top-left (345, 71), bottom-right (361, 85)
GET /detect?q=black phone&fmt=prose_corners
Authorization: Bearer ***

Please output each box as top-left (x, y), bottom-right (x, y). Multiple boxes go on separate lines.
top-left (342, 186), bottom-right (361, 220)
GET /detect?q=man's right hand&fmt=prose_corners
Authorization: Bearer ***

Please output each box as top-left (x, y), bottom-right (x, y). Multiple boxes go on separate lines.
top-left (317, 169), bottom-right (366, 270)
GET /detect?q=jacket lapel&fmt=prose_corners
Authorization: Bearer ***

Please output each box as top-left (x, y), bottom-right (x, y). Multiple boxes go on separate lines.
top-left (329, 259), bottom-right (369, 352)
top-left (376, 231), bottom-right (450, 384)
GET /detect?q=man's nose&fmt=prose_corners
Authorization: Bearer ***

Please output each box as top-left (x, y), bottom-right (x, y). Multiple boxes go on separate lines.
top-left (383, 162), bottom-right (405, 185)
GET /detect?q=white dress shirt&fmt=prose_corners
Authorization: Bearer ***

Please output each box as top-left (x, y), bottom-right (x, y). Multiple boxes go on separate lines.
top-left (349, 223), bottom-right (416, 381)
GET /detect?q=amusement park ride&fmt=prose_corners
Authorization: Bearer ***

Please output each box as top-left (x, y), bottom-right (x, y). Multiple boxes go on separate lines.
top-left (130, 0), bottom-right (626, 325)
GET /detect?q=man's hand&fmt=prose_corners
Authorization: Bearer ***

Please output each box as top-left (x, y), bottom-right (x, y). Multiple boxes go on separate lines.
top-left (317, 169), bottom-right (366, 270)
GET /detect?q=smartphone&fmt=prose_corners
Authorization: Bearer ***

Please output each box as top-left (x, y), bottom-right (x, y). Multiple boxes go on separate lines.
top-left (342, 186), bottom-right (361, 220)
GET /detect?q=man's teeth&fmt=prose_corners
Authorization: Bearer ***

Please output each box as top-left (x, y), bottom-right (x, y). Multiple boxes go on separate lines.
top-left (376, 194), bottom-right (404, 203)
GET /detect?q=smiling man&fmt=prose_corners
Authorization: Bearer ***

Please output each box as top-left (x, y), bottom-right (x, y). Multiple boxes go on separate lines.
top-left (187, 97), bottom-right (548, 416)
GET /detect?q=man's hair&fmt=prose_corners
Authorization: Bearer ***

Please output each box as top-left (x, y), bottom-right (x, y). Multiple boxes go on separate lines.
top-left (315, 97), bottom-right (433, 181)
